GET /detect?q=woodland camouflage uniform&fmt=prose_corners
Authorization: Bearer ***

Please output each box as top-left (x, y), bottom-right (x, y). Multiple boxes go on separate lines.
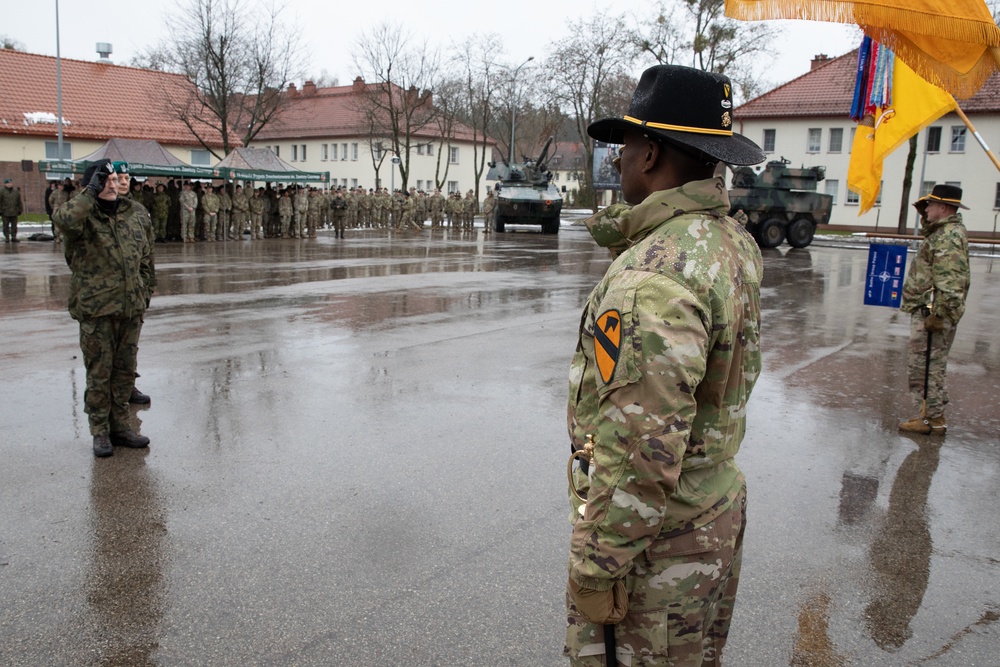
top-left (53, 188), bottom-right (153, 438)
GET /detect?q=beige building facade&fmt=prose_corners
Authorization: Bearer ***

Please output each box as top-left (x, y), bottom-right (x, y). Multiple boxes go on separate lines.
top-left (736, 53), bottom-right (1000, 236)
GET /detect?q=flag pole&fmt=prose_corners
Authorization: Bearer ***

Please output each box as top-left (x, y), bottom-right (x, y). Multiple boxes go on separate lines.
top-left (954, 105), bottom-right (1000, 173)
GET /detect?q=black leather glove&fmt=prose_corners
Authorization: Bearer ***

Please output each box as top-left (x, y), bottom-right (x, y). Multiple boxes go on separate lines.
top-left (85, 160), bottom-right (115, 197)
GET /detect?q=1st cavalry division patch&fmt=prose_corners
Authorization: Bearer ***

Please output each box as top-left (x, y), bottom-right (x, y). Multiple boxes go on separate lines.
top-left (594, 310), bottom-right (621, 384)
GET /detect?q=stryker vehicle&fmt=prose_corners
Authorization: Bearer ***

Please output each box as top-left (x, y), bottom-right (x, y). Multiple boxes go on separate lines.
top-left (728, 158), bottom-right (833, 248)
top-left (487, 136), bottom-right (563, 234)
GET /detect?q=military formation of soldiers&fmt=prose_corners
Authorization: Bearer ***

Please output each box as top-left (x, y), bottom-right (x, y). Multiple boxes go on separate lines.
top-left (49, 178), bottom-right (499, 242)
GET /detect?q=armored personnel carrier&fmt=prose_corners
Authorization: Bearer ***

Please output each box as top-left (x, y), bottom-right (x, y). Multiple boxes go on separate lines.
top-left (729, 158), bottom-right (833, 248)
top-left (487, 136), bottom-right (563, 234)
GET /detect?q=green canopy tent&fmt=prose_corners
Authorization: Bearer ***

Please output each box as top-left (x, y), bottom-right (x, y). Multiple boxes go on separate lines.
top-left (37, 138), bottom-right (219, 179)
top-left (213, 147), bottom-right (330, 185)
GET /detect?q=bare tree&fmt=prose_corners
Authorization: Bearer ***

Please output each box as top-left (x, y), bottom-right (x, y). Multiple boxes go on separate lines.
top-left (0, 35), bottom-right (25, 51)
top-left (144, 0), bottom-right (306, 158)
top-left (451, 36), bottom-right (505, 201)
top-left (352, 22), bottom-right (441, 192)
top-left (629, 0), bottom-right (777, 101)
top-left (428, 77), bottom-right (462, 191)
top-left (546, 12), bottom-right (636, 210)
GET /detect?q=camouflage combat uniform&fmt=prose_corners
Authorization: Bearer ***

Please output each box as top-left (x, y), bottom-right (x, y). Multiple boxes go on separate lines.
top-left (48, 186), bottom-right (69, 243)
top-left (201, 190), bottom-right (221, 241)
top-left (179, 187), bottom-right (198, 242)
top-left (565, 177), bottom-right (761, 667)
top-left (249, 191), bottom-right (266, 239)
top-left (482, 192), bottom-right (496, 233)
top-left (1, 183), bottom-right (23, 242)
top-left (53, 190), bottom-right (153, 436)
top-left (151, 190), bottom-right (170, 241)
top-left (899, 212), bottom-right (970, 420)
top-left (231, 188), bottom-right (249, 239)
top-left (293, 188), bottom-right (309, 238)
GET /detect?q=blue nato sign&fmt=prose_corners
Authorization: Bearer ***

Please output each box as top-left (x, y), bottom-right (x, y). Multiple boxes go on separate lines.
top-left (865, 243), bottom-right (907, 308)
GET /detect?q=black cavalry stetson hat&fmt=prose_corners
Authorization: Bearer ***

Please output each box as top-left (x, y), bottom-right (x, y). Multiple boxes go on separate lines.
top-left (588, 65), bottom-right (764, 166)
top-left (913, 183), bottom-right (969, 212)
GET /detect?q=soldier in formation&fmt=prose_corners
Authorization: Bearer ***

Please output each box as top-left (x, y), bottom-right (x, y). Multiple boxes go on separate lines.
top-left (201, 187), bottom-right (221, 241)
top-left (151, 184), bottom-right (170, 242)
top-left (481, 190), bottom-right (496, 233)
top-left (249, 187), bottom-right (266, 239)
top-left (278, 189), bottom-right (293, 237)
top-left (330, 187), bottom-right (348, 238)
top-left (179, 181), bottom-right (198, 243)
top-left (463, 190), bottom-right (477, 230)
top-left (293, 186), bottom-right (309, 239)
top-left (898, 184), bottom-right (971, 435)
top-left (218, 186), bottom-right (232, 239)
top-left (430, 189), bottom-right (445, 227)
top-left (563, 65), bottom-right (764, 666)
top-left (307, 188), bottom-right (323, 238)
top-left (231, 185), bottom-right (249, 239)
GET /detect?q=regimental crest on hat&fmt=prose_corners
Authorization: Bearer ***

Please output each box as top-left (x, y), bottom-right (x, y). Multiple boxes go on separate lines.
top-left (587, 64), bottom-right (764, 166)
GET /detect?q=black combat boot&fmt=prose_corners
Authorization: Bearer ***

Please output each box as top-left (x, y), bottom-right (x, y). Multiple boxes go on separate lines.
top-left (93, 434), bottom-right (113, 457)
top-left (129, 387), bottom-right (151, 404)
top-left (110, 431), bottom-right (150, 448)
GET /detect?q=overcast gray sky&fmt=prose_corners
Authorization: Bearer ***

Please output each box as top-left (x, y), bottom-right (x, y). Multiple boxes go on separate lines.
top-left (6, 0), bottom-right (860, 94)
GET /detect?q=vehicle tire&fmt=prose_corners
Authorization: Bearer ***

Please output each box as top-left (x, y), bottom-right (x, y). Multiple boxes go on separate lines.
top-left (542, 217), bottom-right (559, 234)
top-left (757, 218), bottom-right (786, 248)
top-left (786, 218), bottom-right (815, 248)
top-left (495, 217), bottom-right (506, 233)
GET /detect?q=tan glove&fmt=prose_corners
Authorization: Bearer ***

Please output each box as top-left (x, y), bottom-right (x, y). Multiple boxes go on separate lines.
top-left (924, 313), bottom-right (946, 333)
top-left (568, 577), bottom-right (628, 624)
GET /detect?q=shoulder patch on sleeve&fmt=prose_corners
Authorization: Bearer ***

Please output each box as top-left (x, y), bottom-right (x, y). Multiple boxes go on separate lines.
top-left (595, 309), bottom-right (622, 384)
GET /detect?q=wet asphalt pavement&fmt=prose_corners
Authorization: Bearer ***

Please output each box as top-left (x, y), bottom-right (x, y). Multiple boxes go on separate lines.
top-left (1, 222), bottom-right (999, 667)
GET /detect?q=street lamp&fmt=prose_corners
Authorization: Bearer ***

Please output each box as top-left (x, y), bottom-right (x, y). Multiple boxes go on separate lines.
top-left (509, 56), bottom-right (534, 163)
top-left (391, 154), bottom-right (400, 193)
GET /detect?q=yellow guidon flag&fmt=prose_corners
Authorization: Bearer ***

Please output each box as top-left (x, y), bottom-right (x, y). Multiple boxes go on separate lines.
top-left (725, 0), bottom-right (1000, 99)
top-left (594, 310), bottom-right (622, 384)
top-left (848, 56), bottom-right (957, 214)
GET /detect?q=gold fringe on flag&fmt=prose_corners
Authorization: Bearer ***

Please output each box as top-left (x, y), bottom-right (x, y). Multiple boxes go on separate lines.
top-left (725, 0), bottom-right (1000, 98)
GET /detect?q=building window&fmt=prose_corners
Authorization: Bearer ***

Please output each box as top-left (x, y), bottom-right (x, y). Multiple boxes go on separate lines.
top-left (351, 143), bottom-right (358, 161)
top-left (372, 145), bottom-right (382, 161)
top-left (291, 145), bottom-right (298, 161)
top-left (44, 141), bottom-right (72, 160)
top-left (427, 144), bottom-right (434, 156)
top-left (270, 145), bottom-right (279, 157)
top-left (331, 144), bottom-right (338, 160)
top-left (846, 188), bottom-right (859, 206)
top-left (921, 181), bottom-right (935, 197)
top-left (341, 178), bottom-right (347, 187)
top-left (807, 128), bottom-right (822, 153)
top-left (995, 183), bottom-right (1000, 209)
top-left (950, 126), bottom-right (966, 152)
top-left (825, 179), bottom-right (839, 205)
top-left (342, 143), bottom-right (348, 161)
top-left (926, 126), bottom-right (942, 152)
top-left (449, 146), bottom-right (460, 164)
top-left (762, 129), bottom-right (776, 153)
top-left (447, 180), bottom-right (459, 193)
top-left (849, 127), bottom-right (856, 152)
top-left (828, 128), bottom-right (843, 153)
top-left (300, 144), bottom-right (307, 161)
top-left (321, 144), bottom-right (328, 161)
top-left (417, 144), bottom-right (425, 156)
top-left (191, 149), bottom-right (211, 166)
top-left (351, 178), bottom-right (358, 188)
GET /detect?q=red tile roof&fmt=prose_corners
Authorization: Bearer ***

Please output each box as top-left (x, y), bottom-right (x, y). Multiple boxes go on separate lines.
top-left (736, 50), bottom-right (1000, 120)
top-left (0, 48), bottom-right (225, 147)
top-left (255, 79), bottom-right (489, 144)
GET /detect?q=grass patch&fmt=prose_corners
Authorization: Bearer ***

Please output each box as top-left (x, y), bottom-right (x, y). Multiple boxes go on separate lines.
top-left (19, 214), bottom-right (49, 223)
